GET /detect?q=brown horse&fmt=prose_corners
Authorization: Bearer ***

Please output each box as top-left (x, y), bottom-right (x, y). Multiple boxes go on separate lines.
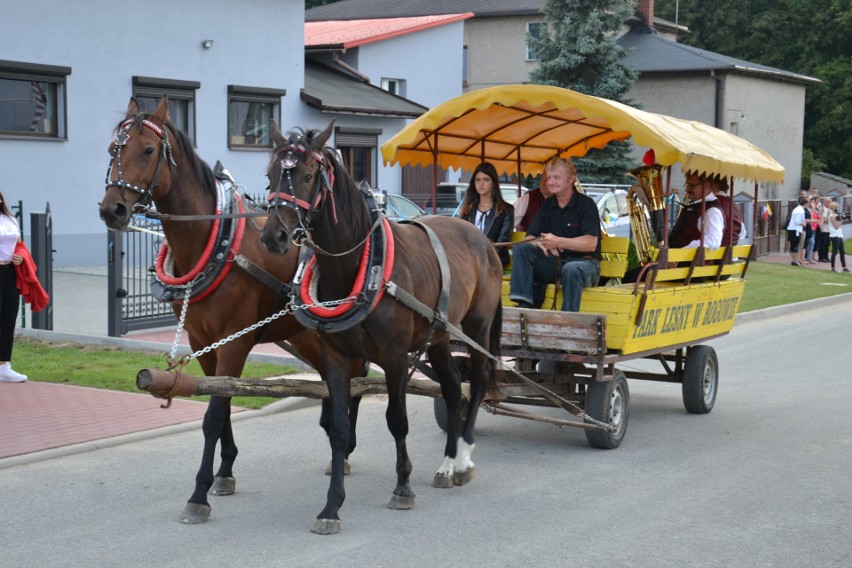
top-left (260, 121), bottom-right (503, 534)
top-left (98, 98), bottom-right (364, 525)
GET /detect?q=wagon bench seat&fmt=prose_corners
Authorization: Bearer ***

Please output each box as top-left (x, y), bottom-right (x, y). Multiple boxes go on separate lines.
top-left (501, 241), bottom-right (751, 354)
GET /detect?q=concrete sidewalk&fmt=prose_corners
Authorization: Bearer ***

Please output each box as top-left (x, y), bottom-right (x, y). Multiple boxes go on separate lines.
top-left (2, 257), bottom-right (851, 469)
top-left (2, 268), bottom-right (314, 468)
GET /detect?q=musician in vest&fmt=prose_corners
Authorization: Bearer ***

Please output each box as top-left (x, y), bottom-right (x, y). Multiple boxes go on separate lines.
top-left (669, 172), bottom-right (727, 250)
top-left (513, 168), bottom-right (552, 231)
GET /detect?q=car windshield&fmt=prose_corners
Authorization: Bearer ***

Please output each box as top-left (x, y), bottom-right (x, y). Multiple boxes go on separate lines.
top-left (384, 193), bottom-right (425, 221)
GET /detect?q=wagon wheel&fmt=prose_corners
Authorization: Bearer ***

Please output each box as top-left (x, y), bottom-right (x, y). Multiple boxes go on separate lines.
top-left (682, 345), bottom-right (718, 414)
top-left (584, 371), bottom-right (629, 449)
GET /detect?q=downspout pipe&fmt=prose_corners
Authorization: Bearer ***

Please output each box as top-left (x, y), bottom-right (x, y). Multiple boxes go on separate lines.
top-left (332, 51), bottom-right (370, 83)
top-left (711, 70), bottom-right (724, 129)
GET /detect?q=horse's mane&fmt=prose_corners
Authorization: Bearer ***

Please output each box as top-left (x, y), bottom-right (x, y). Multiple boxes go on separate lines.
top-left (272, 127), bottom-right (370, 236)
top-left (117, 115), bottom-right (218, 201)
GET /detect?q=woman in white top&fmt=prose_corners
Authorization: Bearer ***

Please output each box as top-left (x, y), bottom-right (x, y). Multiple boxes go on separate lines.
top-left (828, 201), bottom-right (849, 273)
top-left (786, 196), bottom-right (808, 266)
top-left (0, 191), bottom-right (27, 382)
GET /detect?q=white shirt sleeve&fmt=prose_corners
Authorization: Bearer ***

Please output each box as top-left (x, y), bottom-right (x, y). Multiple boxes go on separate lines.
top-left (513, 193), bottom-right (529, 229)
top-left (686, 207), bottom-right (724, 250)
top-left (787, 207), bottom-right (805, 233)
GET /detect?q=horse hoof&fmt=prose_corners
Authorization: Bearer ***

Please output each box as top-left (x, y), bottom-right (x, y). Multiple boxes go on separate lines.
top-left (312, 518), bottom-right (342, 535)
top-left (431, 473), bottom-right (454, 489)
top-left (324, 460), bottom-right (352, 476)
top-left (179, 502), bottom-right (211, 524)
top-left (209, 476), bottom-right (236, 496)
top-left (387, 494), bottom-right (416, 510)
top-left (453, 466), bottom-right (476, 486)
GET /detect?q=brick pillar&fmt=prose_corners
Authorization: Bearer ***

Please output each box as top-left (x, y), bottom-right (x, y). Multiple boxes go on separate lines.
top-left (637, 0), bottom-right (654, 26)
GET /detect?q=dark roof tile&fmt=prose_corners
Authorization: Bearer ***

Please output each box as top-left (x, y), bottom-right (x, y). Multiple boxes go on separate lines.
top-left (306, 0), bottom-right (544, 21)
top-left (619, 26), bottom-right (819, 84)
top-left (303, 60), bottom-right (427, 117)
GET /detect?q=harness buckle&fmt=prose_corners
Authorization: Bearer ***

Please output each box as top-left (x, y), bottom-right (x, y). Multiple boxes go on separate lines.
top-left (367, 264), bottom-right (383, 291)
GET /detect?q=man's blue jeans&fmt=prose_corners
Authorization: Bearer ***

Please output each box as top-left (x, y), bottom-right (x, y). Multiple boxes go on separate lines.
top-left (509, 242), bottom-right (600, 312)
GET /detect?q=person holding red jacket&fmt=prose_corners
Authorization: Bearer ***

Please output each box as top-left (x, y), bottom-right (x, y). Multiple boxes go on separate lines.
top-left (0, 191), bottom-right (27, 382)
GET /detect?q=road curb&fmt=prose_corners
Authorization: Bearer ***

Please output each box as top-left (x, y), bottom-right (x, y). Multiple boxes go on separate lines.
top-left (0, 392), bottom-right (321, 471)
top-left (735, 290), bottom-right (852, 325)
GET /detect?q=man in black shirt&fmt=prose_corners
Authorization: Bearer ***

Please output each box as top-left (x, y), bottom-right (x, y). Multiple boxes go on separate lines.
top-left (509, 157), bottom-right (601, 311)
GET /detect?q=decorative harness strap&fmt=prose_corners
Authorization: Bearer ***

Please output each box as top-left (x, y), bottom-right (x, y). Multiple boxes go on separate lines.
top-left (149, 176), bottom-right (245, 304)
top-left (293, 211), bottom-right (394, 334)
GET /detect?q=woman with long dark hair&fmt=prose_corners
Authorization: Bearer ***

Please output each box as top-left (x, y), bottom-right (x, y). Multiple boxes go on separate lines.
top-left (0, 191), bottom-right (26, 382)
top-left (458, 162), bottom-right (514, 267)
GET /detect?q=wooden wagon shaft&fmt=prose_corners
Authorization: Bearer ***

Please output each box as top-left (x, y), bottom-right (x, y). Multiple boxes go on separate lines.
top-left (483, 402), bottom-right (610, 432)
top-left (136, 368), bottom-right (458, 400)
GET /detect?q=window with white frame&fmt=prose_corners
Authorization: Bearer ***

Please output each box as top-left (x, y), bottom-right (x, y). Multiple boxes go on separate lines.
top-left (132, 76), bottom-right (199, 142)
top-left (526, 22), bottom-right (544, 61)
top-left (380, 78), bottom-right (406, 97)
top-left (228, 85), bottom-right (285, 149)
top-left (0, 60), bottom-right (70, 139)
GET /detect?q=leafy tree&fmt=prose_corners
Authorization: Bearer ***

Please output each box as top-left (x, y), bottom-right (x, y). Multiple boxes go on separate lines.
top-left (528, 0), bottom-right (638, 184)
top-left (801, 148), bottom-right (827, 186)
top-left (655, 0), bottom-right (852, 179)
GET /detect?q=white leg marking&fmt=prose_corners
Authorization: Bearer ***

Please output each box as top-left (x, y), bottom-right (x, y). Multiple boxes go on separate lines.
top-left (453, 438), bottom-right (475, 473)
top-left (436, 455), bottom-right (455, 478)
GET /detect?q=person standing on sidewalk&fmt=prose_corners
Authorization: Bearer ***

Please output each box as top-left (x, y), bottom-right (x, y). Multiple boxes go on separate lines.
top-left (786, 196), bottom-right (808, 266)
top-left (828, 202), bottom-right (850, 273)
top-left (0, 191), bottom-right (27, 382)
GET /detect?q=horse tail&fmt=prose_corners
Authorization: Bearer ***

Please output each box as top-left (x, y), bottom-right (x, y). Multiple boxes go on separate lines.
top-left (486, 298), bottom-right (503, 392)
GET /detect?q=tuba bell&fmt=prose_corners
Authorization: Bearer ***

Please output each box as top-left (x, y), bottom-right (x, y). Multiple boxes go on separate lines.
top-left (627, 164), bottom-right (667, 264)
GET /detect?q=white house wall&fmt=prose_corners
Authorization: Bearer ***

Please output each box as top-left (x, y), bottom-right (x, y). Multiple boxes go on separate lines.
top-left (358, 21), bottom-right (465, 109)
top-left (0, 0), bottom-right (305, 267)
top-left (356, 21), bottom-right (466, 190)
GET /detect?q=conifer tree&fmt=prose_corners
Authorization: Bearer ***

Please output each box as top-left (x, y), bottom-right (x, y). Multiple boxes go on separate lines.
top-left (529, 0), bottom-right (638, 184)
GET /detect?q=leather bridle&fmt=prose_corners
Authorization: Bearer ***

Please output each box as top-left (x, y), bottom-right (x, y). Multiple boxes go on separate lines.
top-left (266, 141), bottom-right (337, 245)
top-left (104, 117), bottom-right (176, 211)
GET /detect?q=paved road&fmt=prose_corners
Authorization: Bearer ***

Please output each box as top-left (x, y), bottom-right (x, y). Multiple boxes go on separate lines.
top-left (1, 300), bottom-right (849, 567)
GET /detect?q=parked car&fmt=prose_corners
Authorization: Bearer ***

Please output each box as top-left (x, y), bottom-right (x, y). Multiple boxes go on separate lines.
top-left (375, 192), bottom-right (426, 221)
top-left (422, 182), bottom-right (527, 216)
top-left (583, 185), bottom-right (632, 238)
top-left (422, 182), bottom-right (466, 216)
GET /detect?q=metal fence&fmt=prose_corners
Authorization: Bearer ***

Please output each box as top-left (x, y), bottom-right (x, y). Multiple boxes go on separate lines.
top-left (106, 215), bottom-right (175, 337)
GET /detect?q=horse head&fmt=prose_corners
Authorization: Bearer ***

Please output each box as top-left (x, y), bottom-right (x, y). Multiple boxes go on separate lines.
top-left (260, 120), bottom-right (337, 255)
top-left (99, 96), bottom-right (177, 230)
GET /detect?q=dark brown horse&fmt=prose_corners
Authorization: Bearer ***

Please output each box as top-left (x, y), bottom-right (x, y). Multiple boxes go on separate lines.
top-left (260, 121), bottom-right (503, 534)
top-left (98, 98), bottom-right (363, 525)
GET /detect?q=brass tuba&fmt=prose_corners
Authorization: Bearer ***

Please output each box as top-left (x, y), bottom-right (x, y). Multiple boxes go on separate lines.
top-left (627, 164), bottom-right (666, 264)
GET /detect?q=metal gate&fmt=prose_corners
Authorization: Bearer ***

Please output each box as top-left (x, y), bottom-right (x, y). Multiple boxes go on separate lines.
top-left (107, 216), bottom-right (175, 337)
top-left (30, 204), bottom-right (53, 330)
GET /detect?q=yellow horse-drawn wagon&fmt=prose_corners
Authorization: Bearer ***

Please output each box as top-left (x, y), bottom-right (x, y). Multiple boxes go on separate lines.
top-left (381, 84), bottom-right (784, 449)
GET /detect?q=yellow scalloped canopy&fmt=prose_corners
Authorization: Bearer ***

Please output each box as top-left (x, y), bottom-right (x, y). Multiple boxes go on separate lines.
top-left (381, 85), bottom-right (784, 184)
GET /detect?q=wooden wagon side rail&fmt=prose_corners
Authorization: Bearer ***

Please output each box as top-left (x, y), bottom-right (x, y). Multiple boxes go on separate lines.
top-left (501, 307), bottom-right (605, 354)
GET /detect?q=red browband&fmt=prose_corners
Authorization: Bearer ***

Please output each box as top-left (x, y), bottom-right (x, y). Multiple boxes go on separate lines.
top-left (266, 191), bottom-right (321, 211)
